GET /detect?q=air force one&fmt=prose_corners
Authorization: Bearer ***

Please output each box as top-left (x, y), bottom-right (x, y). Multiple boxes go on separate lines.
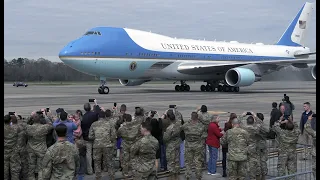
top-left (59, 2), bottom-right (316, 94)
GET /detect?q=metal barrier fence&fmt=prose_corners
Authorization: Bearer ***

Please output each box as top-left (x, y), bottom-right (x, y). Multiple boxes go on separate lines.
top-left (267, 171), bottom-right (314, 180)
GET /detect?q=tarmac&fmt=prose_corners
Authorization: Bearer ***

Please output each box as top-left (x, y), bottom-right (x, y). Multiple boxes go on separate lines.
top-left (4, 81), bottom-right (316, 180)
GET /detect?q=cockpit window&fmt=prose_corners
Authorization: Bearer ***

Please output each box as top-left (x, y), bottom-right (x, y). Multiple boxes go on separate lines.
top-left (84, 31), bottom-right (102, 36)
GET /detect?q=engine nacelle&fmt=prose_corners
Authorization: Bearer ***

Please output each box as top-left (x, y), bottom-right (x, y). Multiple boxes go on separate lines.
top-left (311, 65), bottom-right (316, 79)
top-left (225, 67), bottom-right (256, 87)
top-left (119, 79), bottom-right (148, 86)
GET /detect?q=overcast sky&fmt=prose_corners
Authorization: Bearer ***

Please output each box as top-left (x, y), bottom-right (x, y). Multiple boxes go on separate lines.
top-left (4, 0), bottom-right (316, 62)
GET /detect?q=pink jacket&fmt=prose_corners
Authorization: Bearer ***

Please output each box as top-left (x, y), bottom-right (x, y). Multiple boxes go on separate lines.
top-left (73, 119), bottom-right (82, 139)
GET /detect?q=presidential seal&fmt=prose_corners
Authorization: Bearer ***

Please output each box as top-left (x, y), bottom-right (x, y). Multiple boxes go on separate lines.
top-left (129, 61), bottom-right (137, 71)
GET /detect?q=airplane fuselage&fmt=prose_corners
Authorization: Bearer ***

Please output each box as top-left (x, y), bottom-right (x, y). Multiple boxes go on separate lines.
top-left (59, 27), bottom-right (309, 80)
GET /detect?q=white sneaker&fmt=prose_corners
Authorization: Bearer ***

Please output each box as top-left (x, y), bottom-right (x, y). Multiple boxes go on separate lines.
top-left (207, 172), bottom-right (212, 175)
top-left (211, 173), bottom-right (221, 176)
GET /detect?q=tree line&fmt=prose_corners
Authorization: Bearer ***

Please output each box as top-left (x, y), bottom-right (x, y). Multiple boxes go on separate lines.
top-left (4, 58), bottom-right (96, 82)
top-left (4, 57), bottom-right (314, 82)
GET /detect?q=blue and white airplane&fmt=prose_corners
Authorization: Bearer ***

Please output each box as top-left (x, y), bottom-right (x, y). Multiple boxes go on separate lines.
top-left (59, 2), bottom-right (316, 94)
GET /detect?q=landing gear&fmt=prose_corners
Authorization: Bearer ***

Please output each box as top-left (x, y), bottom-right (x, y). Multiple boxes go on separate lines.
top-left (175, 81), bottom-right (190, 92)
top-left (200, 81), bottom-right (240, 92)
top-left (98, 79), bottom-right (109, 94)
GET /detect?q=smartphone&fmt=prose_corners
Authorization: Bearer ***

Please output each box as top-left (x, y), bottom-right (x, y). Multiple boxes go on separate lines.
top-left (89, 99), bottom-right (95, 102)
top-left (9, 112), bottom-right (15, 115)
top-left (46, 108), bottom-right (50, 112)
top-left (135, 107), bottom-right (140, 109)
top-left (169, 105), bottom-right (176, 108)
top-left (312, 114), bottom-right (316, 118)
top-left (284, 94), bottom-right (286, 97)
top-left (114, 103), bottom-right (117, 107)
top-left (246, 112), bottom-right (252, 115)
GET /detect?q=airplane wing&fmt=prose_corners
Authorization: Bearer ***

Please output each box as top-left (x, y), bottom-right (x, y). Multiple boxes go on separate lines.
top-left (177, 54), bottom-right (316, 75)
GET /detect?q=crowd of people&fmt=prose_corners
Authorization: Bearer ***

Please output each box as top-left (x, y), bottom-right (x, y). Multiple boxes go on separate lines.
top-left (3, 95), bottom-right (316, 180)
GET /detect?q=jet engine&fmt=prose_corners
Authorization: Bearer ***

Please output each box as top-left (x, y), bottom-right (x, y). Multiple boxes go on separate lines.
top-left (119, 79), bottom-right (149, 86)
top-left (311, 65), bottom-right (316, 79)
top-left (225, 67), bottom-right (256, 87)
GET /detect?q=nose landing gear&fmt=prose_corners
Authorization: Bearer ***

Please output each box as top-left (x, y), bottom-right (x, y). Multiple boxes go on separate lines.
top-left (98, 79), bottom-right (109, 94)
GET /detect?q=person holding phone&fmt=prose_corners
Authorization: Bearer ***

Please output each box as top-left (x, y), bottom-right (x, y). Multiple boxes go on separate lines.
top-left (300, 102), bottom-right (314, 160)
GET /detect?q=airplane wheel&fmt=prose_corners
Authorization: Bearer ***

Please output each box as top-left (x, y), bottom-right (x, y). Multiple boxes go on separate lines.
top-left (211, 86), bottom-right (216, 92)
top-left (185, 85), bottom-right (190, 92)
top-left (229, 86), bottom-right (234, 92)
top-left (217, 85), bottom-right (222, 92)
top-left (175, 85), bottom-right (180, 92)
top-left (181, 85), bottom-right (186, 91)
top-left (222, 85), bottom-right (227, 92)
top-left (98, 87), bottom-right (103, 94)
top-left (205, 85), bottom-right (211, 92)
top-left (102, 86), bottom-right (110, 94)
top-left (200, 85), bottom-right (206, 92)
top-left (234, 87), bottom-right (240, 92)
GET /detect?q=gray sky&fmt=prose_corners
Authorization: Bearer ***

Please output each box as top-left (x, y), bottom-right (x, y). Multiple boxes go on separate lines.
top-left (4, 0), bottom-right (316, 62)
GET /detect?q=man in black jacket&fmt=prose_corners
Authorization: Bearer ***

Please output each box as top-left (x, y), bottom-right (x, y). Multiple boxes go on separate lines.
top-left (270, 102), bottom-right (282, 128)
top-left (81, 103), bottom-right (99, 175)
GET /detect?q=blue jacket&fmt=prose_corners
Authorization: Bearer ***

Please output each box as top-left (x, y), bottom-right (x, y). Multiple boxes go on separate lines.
top-left (53, 119), bottom-right (77, 144)
top-left (300, 110), bottom-right (313, 133)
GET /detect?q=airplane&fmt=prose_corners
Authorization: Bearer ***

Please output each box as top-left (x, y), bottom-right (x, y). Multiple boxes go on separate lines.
top-left (59, 2), bottom-right (316, 94)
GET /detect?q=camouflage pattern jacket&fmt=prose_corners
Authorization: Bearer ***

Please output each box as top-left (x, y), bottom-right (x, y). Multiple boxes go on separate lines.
top-left (130, 134), bottom-right (159, 173)
top-left (163, 120), bottom-right (182, 147)
top-left (272, 122), bottom-right (300, 153)
top-left (42, 140), bottom-right (80, 180)
top-left (220, 126), bottom-right (249, 161)
top-left (304, 120), bottom-right (316, 156)
top-left (89, 118), bottom-right (116, 148)
top-left (181, 120), bottom-right (207, 147)
top-left (4, 124), bottom-right (21, 154)
top-left (26, 123), bottom-right (53, 154)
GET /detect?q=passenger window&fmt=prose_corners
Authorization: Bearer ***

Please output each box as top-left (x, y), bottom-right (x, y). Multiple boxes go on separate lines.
top-left (84, 31), bottom-right (95, 35)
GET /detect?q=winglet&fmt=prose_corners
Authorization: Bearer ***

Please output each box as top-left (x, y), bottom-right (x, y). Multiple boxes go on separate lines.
top-left (276, 2), bottom-right (315, 47)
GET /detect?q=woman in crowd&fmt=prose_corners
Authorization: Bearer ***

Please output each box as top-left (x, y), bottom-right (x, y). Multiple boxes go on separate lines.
top-left (206, 115), bottom-right (224, 176)
top-left (73, 113), bottom-right (82, 142)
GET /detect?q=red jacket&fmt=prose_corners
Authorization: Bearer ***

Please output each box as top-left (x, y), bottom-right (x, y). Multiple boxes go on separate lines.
top-left (206, 122), bottom-right (223, 148)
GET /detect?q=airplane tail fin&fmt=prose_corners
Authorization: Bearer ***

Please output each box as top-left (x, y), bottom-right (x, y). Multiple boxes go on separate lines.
top-left (276, 2), bottom-right (315, 47)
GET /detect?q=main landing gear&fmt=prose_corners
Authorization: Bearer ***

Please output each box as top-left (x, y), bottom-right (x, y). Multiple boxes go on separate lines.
top-left (174, 80), bottom-right (190, 92)
top-left (98, 79), bottom-right (110, 94)
top-left (200, 81), bottom-right (240, 92)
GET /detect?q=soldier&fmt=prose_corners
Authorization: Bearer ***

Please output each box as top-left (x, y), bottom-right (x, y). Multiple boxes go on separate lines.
top-left (256, 113), bottom-right (269, 180)
top-left (26, 111), bottom-right (53, 180)
top-left (118, 114), bottom-right (139, 179)
top-left (163, 111), bottom-right (182, 180)
top-left (304, 113), bottom-right (316, 179)
top-left (130, 118), bottom-right (159, 180)
top-left (272, 117), bottom-right (300, 178)
top-left (182, 112), bottom-right (207, 180)
top-left (196, 105), bottom-right (211, 165)
top-left (239, 112), bottom-right (266, 180)
top-left (89, 110), bottom-right (117, 180)
top-left (220, 118), bottom-right (249, 180)
top-left (13, 114), bottom-right (29, 180)
top-left (41, 124), bottom-right (80, 180)
top-left (4, 114), bottom-right (21, 180)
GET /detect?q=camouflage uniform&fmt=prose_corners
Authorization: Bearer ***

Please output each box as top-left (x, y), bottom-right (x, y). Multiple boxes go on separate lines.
top-left (104, 116), bottom-right (119, 171)
top-left (197, 111), bottom-right (211, 165)
top-left (255, 118), bottom-right (269, 178)
top-left (89, 118), bottom-right (117, 180)
top-left (272, 122), bottom-right (300, 178)
top-left (181, 120), bottom-right (207, 180)
top-left (220, 126), bottom-right (249, 180)
top-left (118, 120), bottom-right (141, 177)
top-left (41, 140), bottom-right (80, 180)
top-left (131, 134), bottom-right (159, 180)
top-left (26, 122), bottom-right (53, 180)
top-left (239, 116), bottom-right (269, 179)
top-left (4, 123), bottom-right (21, 180)
top-left (17, 120), bottom-right (29, 180)
top-left (163, 120), bottom-right (182, 177)
top-left (304, 119), bottom-right (316, 179)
